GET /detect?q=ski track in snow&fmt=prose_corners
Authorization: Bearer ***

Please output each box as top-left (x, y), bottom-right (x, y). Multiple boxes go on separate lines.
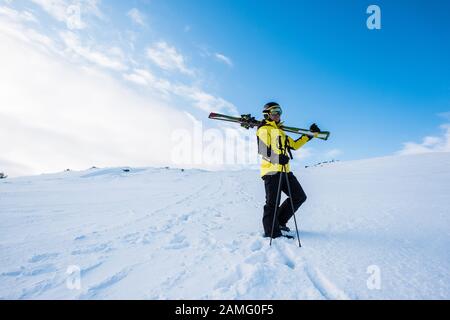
top-left (1, 153), bottom-right (450, 299)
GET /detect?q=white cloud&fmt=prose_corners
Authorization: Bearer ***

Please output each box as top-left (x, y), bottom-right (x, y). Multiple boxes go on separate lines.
top-left (175, 85), bottom-right (237, 114)
top-left (0, 9), bottom-right (57, 54)
top-left (215, 53), bottom-right (233, 67)
top-left (295, 147), bottom-right (313, 160)
top-left (123, 69), bottom-right (172, 95)
top-left (325, 148), bottom-right (342, 159)
top-left (0, 22), bottom-right (193, 177)
top-left (146, 41), bottom-right (194, 76)
top-left (31, 0), bottom-right (103, 29)
top-left (0, 6), bottom-right (38, 23)
top-left (31, 0), bottom-right (67, 21)
top-left (82, 0), bottom-right (103, 19)
top-left (397, 123), bottom-right (450, 155)
top-left (60, 31), bottom-right (127, 71)
top-left (0, 4), bottom-right (240, 176)
top-left (124, 68), bottom-right (238, 114)
top-left (127, 8), bottom-right (146, 27)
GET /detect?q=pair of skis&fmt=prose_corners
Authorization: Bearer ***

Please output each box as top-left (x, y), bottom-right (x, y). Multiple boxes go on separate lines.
top-left (208, 112), bottom-right (330, 140)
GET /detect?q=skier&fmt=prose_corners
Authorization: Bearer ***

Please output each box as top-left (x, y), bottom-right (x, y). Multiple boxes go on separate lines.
top-left (256, 102), bottom-right (320, 239)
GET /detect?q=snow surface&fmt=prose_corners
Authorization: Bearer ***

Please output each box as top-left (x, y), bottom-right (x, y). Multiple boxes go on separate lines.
top-left (0, 153), bottom-right (449, 299)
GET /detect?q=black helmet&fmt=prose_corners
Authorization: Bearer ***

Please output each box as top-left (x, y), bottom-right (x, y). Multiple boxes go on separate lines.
top-left (263, 102), bottom-right (282, 119)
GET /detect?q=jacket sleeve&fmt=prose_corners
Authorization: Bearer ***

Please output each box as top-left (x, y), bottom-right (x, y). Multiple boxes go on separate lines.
top-left (287, 134), bottom-right (311, 150)
top-left (257, 126), bottom-right (278, 163)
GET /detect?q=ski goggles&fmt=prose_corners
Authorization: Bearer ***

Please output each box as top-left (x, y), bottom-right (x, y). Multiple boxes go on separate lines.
top-left (268, 106), bottom-right (282, 115)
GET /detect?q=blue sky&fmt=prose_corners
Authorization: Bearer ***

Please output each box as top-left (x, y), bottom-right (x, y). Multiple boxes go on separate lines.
top-left (112, 0), bottom-right (449, 158)
top-left (1, 0), bottom-right (449, 176)
top-left (137, 0), bottom-right (450, 160)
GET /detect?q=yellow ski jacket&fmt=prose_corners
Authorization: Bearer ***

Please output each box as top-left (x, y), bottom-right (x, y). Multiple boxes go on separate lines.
top-left (256, 119), bottom-right (311, 177)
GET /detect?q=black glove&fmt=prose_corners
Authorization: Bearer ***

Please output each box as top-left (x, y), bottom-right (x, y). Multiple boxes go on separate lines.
top-left (277, 154), bottom-right (290, 165)
top-left (310, 123), bottom-right (321, 133)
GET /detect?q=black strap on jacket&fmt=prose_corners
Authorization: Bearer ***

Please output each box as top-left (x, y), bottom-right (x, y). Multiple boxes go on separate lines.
top-left (258, 122), bottom-right (294, 162)
top-left (278, 136), bottom-right (294, 160)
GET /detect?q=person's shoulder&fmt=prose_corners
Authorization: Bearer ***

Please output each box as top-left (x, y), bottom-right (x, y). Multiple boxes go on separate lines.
top-left (257, 119), bottom-right (269, 129)
top-left (256, 120), bottom-right (270, 136)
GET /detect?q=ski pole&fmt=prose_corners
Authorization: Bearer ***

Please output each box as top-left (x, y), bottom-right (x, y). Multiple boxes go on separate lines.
top-left (283, 165), bottom-right (302, 248)
top-left (269, 171), bottom-right (284, 246)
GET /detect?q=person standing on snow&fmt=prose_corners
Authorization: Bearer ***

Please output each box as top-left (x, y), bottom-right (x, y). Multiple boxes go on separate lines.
top-left (256, 102), bottom-right (320, 239)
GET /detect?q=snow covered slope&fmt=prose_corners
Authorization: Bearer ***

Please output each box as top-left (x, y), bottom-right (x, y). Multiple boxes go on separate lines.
top-left (1, 153), bottom-right (449, 299)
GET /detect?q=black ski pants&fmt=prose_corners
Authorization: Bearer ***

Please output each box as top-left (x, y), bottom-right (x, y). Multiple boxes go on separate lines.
top-left (262, 172), bottom-right (307, 237)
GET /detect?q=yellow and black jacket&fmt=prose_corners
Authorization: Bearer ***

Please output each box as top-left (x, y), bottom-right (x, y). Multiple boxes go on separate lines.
top-left (256, 119), bottom-right (311, 177)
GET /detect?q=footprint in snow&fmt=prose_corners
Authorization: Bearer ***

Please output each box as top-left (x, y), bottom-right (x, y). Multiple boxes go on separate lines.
top-left (1, 266), bottom-right (26, 277)
top-left (249, 239), bottom-right (263, 252)
top-left (71, 242), bottom-right (113, 255)
top-left (244, 251), bottom-right (267, 264)
top-left (121, 232), bottom-right (141, 244)
top-left (303, 263), bottom-right (350, 300)
top-left (223, 239), bottom-right (241, 253)
top-left (3, 264), bottom-right (58, 277)
top-left (80, 261), bottom-right (103, 276)
top-left (19, 279), bottom-right (54, 299)
top-left (138, 232), bottom-right (153, 245)
top-left (82, 268), bottom-right (130, 299)
top-left (165, 234), bottom-right (190, 250)
top-left (176, 213), bottom-right (191, 223)
top-left (28, 252), bottom-right (59, 263)
top-left (25, 264), bottom-right (58, 276)
top-left (267, 245), bottom-right (297, 270)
